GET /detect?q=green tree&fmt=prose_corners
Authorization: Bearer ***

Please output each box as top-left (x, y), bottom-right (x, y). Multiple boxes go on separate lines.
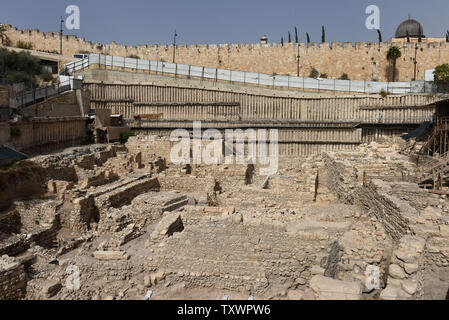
top-left (0, 48), bottom-right (42, 87)
top-left (339, 73), bottom-right (350, 80)
top-left (406, 30), bottom-right (410, 43)
top-left (321, 26), bottom-right (325, 43)
top-left (306, 33), bottom-right (311, 45)
top-left (418, 26), bottom-right (423, 43)
top-left (377, 29), bottom-right (383, 43)
top-left (387, 46), bottom-right (402, 82)
top-left (446, 31), bottom-right (449, 43)
top-left (288, 31), bottom-right (291, 43)
top-left (295, 27), bottom-right (299, 44)
top-left (433, 63), bottom-right (449, 85)
top-left (281, 37), bottom-right (284, 46)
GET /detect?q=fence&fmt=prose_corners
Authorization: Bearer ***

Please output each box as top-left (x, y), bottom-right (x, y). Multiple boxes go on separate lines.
top-left (10, 79), bottom-right (72, 109)
top-left (8, 116), bottom-right (87, 152)
top-left (66, 54), bottom-right (434, 95)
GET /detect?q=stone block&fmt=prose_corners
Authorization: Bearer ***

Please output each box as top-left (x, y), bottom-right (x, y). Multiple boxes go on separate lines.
top-left (93, 251), bottom-right (128, 260)
top-left (310, 275), bottom-right (362, 300)
top-left (389, 264), bottom-right (406, 280)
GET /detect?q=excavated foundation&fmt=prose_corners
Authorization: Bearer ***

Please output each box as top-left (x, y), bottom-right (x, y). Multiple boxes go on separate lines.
top-left (0, 135), bottom-right (448, 300)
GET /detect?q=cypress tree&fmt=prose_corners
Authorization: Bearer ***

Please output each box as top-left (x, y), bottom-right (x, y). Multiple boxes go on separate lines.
top-left (288, 31), bottom-right (291, 43)
top-left (306, 32), bottom-right (311, 44)
top-left (377, 29), bottom-right (383, 43)
top-left (295, 27), bottom-right (299, 44)
top-left (321, 26), bottom-right (325, 43)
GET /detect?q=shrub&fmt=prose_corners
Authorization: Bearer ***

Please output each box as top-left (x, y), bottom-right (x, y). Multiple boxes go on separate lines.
top-left (119, 131), bottom-right (133, 144)
top-left (379, 89), bottom-right (391, 98)
top-left (0, 48), bottom-right (42, 87)
top-left (319, 73), bottom-right (328, 79)
top-left (16, 40), bottom-right (33, 50)
top-left (309, 67), bottom-right (319, 79)
top-left (433, 64), bottom-right (449, 85)
top-left (339, 73), bottom-right (350, 80)
top-left (127, 54), bottom-right (140, 59)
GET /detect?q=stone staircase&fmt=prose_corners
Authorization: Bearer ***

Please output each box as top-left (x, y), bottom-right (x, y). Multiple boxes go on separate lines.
top-left (161, 194), bottom-right (189, 213)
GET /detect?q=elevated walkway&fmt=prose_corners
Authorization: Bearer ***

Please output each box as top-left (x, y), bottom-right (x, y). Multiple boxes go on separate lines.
top-left (66, 53), bottom-right (430, 95)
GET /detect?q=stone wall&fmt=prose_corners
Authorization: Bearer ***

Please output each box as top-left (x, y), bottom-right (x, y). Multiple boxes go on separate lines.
top-left (5, 25), bottom-right (449, 81)
top-left (148, 214), bottom-right (329, 294)
top-left (380, 236), bottom-right (425, 300)
top-left (0, 163), bottom-right (46, 212)
top-left (0, 256), bottom-right (27, 300)
top-left (22, 91), bottom-right (80, 118)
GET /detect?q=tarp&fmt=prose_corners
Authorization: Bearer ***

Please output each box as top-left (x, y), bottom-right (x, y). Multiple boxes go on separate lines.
top-left (401, 121), bottom-right (432, 141)
top-left (0, 146), bottom-right (27, 164)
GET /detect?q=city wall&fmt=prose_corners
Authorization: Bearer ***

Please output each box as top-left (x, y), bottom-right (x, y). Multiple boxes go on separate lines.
top-left (4, 25), bottom-right (449, 82)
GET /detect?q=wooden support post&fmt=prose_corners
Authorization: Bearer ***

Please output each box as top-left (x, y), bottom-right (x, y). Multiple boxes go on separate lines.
top-left (313, 172), bottom-right (319, 202)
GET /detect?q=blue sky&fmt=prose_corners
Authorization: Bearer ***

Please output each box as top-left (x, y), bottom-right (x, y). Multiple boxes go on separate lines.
top-left (1, 0), bottom-right (449, 46)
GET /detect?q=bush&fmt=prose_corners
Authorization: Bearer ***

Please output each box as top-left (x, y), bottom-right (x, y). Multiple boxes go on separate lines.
top-left (319, 73), bottom-right (328, 79)
top-left (4, 71), bottom-right (37, 87)
top-left (309, 67), bottom-right (319, 79)
top-left (16, 40), bottom-right (33, 50)
top-left (434, 64), bottom-right (449, 85)
top-left (379, 89), bottom-right (391, 98)
top-left (119, 131), bottom-right (133, 144)
top-left (339, 73), bottom-right (350, 80)
top-left (0, 48), bottom-right (41, 87)
top-left (127, 54), bottom-right (140, 59)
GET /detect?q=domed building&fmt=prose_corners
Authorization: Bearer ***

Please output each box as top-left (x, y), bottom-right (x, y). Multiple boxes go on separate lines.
top-left (395, 19), bottom-right (425, 39)
top-left (391, 18), bottom-right (445, 43)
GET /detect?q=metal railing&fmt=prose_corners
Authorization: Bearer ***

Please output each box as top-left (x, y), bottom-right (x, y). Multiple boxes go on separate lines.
top-left (11, 79), bottom-right (72, 109)
top-left (65, 53), bottom-right (434, 95)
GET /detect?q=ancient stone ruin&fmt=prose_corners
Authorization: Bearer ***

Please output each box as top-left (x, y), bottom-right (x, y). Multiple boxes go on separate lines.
top-left (1, 133), bottom-right (449, 301)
